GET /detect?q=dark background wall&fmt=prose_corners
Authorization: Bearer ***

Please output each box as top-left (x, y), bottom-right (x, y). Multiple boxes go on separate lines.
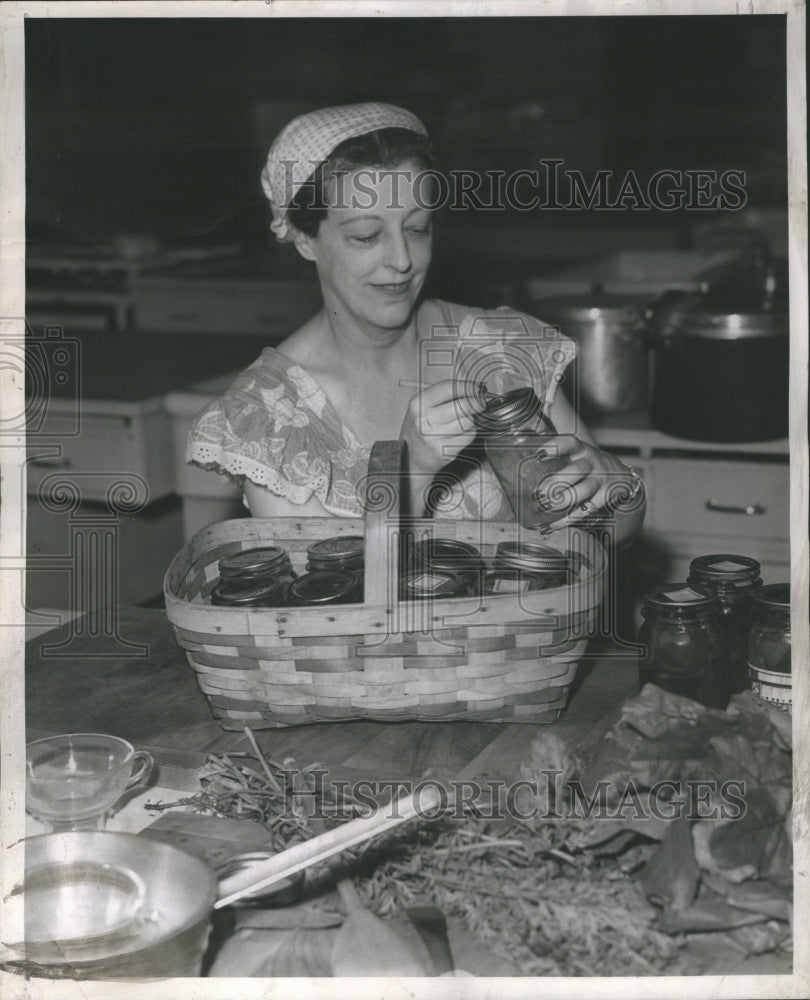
top-left (25, 15), bottom-right (787, 250)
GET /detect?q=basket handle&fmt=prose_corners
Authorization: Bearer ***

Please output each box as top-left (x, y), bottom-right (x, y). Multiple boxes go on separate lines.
top-left (362, 440), bottom-right (406, 613)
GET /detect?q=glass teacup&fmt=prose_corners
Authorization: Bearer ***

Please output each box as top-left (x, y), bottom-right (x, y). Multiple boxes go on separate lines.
top-left (25, 733), bottom-right (154, 832)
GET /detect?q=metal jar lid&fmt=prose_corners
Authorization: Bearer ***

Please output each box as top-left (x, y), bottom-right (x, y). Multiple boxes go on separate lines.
top-left (400, 570), bottom-right (469, 600)
top-left (473, 387), bottom-right (542, 433)
top-left (688, 554), bottom-right (762, 589)
top-left (219, 546), bottom-right (291, 580)
top-left (288, 570), bottom-right (362, 606)
top-left (407, 538), bottom-right (483, 575)
top-left (306, 535), bottom-right (365, 563)
top-left (307, 554), bottom-right (365, 574)
top-left (211, 577), bottom-right (286, 608)
top-left (641, 583), bottom-right (721, 619)
top-left (494, 540), bottom-right (571, 573)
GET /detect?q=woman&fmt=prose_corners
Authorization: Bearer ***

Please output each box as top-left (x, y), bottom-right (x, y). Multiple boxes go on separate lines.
top-left (188, 103), bottom-right (645, 543)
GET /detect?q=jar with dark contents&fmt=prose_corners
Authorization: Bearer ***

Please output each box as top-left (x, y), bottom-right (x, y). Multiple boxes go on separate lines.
top-left (747, 583), bottom-right (791, 712)
top-left (687, 554), bottom-right (762, 695)
top-left (287, 570), bottom-right (363, 607)
top-left (219, 546), bottom-right (295, 586)
top-left (473, 388), bottom-right (571, 531)
top-left (306, 536), bottom-right (364, 601)
top-left (638, 583), bottom-right (728, 708)
top-left (403, 538), bottom-right (484, 596)
top-left (211, 576), bottom-right (287, 608)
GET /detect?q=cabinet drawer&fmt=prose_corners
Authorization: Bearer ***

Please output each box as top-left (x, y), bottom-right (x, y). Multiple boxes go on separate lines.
top-left (134, 279), bottom-right (322, 335)
top-left (27, 406), bottom-right (174, 502)
top-left (650, 459), bottom-right (789, 542)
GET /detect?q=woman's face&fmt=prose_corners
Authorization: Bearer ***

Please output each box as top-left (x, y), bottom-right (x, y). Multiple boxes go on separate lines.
top-left (293, 160), bottom-right (433, 334)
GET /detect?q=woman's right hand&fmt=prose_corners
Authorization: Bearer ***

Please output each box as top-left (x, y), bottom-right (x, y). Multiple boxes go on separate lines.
top-left (398, 380), bottom-right (486, 509)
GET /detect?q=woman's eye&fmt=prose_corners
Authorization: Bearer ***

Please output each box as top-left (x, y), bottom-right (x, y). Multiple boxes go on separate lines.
top-left (350, 232), bottom-right (380, 245)
top-left (407, 226), bottom-right (431, 239)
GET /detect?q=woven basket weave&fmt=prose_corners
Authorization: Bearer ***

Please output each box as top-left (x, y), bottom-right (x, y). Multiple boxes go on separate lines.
top-left (164, 441), bottom-right (605, 729)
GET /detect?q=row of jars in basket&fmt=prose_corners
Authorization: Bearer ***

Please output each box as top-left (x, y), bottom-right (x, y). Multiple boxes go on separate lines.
top-left (639, 553), bottom-right (791, 713)
top-left (210, 535), bottom-right (580, 608)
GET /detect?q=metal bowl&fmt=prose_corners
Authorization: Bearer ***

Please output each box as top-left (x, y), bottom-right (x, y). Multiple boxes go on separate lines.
top-left (8, 831), bottom-right (217, 977)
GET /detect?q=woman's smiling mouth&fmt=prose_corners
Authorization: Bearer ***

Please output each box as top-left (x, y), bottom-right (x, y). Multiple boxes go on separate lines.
top-left (372, 280), bottom-right (412, 296)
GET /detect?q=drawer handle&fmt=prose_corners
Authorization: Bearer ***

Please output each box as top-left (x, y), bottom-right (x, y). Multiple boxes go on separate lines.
top-left (705, 500), bottom-right (766, 516)
top-left (29, 455), bottom-right (72, 469)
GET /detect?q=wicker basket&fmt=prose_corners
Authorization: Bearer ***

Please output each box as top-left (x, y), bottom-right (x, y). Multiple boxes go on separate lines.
top-left (164, 441), bottom-right (605, 729)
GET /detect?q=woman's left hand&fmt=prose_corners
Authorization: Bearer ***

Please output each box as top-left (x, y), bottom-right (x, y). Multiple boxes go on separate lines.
top-left (535, 435), bottom-right (645, 525)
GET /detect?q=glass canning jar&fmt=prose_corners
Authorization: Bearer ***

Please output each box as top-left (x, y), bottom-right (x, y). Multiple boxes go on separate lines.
top-left (399, 569), bottom-right (470, 601)
top-left (403, 538), bottom-right (484, 596)
top-left (219, 546), bottom-right (295, 585)
top-left (288, 570), bottom-right (363, 606)
top-left (638, 583), bottom-right (728, 708)
top-left (747, 583), bottom-right (791, 712)
top-left (687, 554), bottom-right (762, 695)
top-left (211, 576), bottom-right (287, 608)
top-left (306, 535), bottom-right (365, 574)
top-left (473, 388), bottom-right (570, 531)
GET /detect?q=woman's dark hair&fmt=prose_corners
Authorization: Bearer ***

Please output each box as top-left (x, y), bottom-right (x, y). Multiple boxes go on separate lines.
top-left (286, 126), bottom-right (438, 238)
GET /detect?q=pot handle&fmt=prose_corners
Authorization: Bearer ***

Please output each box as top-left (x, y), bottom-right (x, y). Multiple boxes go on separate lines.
top-left (705, 500), bottom-right (766, 516)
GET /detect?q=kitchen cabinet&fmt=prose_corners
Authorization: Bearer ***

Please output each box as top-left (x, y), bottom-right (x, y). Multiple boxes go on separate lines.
top-left (23, 325), bottom-right (276, 612)
top-left (28, 396), bottom-right (176, 503)
top-left (26, 395), bottom-right (183, 610)
top-left (589, 422), bottom-right (790, 636)
top-left (134, 277), bottom-right (322, 337)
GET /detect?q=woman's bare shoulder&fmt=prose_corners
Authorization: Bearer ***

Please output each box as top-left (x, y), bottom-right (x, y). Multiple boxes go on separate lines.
top-left (275, 313), bottom-right (327, 366)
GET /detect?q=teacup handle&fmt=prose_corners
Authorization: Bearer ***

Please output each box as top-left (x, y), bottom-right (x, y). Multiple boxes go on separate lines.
top-left (126, 749), bottom-right (155, 791)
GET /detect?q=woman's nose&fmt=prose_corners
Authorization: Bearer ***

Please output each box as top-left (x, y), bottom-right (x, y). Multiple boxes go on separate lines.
top-left (383, 231), bottom-right (412, 272)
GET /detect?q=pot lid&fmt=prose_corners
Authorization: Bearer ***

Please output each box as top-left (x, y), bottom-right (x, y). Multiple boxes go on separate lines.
top-left (532, 295), bottom-right (646, 321)
top-left (663, 292), bottom-right (787, 339)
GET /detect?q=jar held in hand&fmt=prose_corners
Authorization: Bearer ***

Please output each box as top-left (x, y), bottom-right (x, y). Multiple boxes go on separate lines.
top-left (473, 388), bottom-right (571, 531)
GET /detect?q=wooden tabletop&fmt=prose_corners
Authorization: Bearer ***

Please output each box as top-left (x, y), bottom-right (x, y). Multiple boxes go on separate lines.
top-left (25, 606), bottom-right (640, 794)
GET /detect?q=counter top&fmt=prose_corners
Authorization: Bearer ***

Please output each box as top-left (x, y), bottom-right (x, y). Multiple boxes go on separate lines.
top-left (20, 607), bottom-right (794, 979)
top-left (25, 607), bottom-right (640, 795)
